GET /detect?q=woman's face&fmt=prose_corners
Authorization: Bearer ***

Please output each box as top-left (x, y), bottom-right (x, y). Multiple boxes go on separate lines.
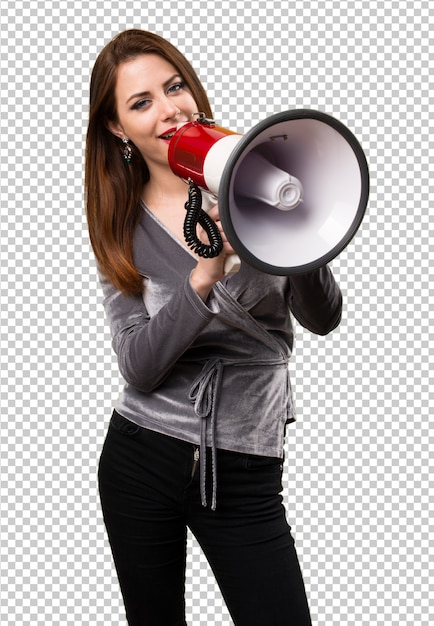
top-left (108, 54), bottom-right (199, 172)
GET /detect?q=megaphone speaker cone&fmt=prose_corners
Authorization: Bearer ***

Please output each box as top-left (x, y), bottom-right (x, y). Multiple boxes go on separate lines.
top-left (219, 109), bottom-right (369, 275)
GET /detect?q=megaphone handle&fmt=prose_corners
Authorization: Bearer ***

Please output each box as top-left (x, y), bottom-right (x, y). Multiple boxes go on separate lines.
top-left (224, 254), bottom-right (241, 275)
top-left (197, 188), bottom-right (241, 275)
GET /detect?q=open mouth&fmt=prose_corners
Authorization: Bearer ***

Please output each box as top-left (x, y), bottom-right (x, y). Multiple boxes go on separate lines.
top-left (159, 128), bottom-right (177, 142)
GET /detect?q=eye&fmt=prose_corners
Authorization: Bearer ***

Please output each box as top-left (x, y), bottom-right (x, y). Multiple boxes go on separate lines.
top-left (131, 98), bottom-right (151, 111)
top-left (167, 81), bottom-right (185, 95)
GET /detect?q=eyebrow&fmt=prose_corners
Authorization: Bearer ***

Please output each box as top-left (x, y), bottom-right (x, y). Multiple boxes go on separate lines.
top-left (126, 74), bottom-right (183, 105)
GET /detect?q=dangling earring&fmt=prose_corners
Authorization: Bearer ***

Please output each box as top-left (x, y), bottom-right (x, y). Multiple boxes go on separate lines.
top-left (122, 138), bottom-right (132, 163)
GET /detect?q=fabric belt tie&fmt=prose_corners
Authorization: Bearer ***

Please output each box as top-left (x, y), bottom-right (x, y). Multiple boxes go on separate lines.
top-left (189, 358), bottom-right (223, 511)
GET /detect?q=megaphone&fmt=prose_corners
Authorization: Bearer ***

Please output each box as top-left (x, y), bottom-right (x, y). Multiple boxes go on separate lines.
top-left (168, 109), bottom-right (369, 275)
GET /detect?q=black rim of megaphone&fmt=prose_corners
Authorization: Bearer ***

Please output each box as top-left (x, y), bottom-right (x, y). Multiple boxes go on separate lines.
top-left (218, 109), bottom-right (370, 275)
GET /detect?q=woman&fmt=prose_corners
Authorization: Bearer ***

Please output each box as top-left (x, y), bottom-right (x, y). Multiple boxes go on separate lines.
top-left (86, 29), bottom-right (342, 626)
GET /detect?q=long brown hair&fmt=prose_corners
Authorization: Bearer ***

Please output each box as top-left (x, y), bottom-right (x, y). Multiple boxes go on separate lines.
top-left (85, 29), bottom-right (213, 295)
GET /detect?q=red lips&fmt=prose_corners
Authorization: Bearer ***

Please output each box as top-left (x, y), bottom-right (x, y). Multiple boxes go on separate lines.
top-left (158, 127), bottom-right (177, 142)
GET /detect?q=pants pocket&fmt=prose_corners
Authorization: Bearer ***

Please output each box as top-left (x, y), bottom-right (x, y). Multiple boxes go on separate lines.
top-left (109, 410), bottom-right (142, 436)
top-left (245, 454), bottom-right (283, 473)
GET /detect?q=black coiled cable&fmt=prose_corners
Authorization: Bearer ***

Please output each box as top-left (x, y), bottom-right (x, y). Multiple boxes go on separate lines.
top-left (183, 181), bottom-right (223, 258)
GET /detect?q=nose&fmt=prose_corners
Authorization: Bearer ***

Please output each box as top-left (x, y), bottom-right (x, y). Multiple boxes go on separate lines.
top-left (160, 95), bottom-right (180, 121)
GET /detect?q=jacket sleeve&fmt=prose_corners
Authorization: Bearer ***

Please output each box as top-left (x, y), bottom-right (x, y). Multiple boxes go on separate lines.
top-left (99, 271), bottom-right (218, 392)
top-left (288, 265), bottom-right (342, 335)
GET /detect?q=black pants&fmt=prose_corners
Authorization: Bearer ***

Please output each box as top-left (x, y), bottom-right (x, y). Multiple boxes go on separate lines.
top-left (98, 411), bottom-right (312, 626)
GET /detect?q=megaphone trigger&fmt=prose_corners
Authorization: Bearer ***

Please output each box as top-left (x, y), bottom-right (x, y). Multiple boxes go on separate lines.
top-left (223, 254), bottom-right (241, 275)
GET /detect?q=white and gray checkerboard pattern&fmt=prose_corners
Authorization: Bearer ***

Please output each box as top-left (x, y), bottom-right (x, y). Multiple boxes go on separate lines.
top-left (1, 1), bottom-right (432, 624)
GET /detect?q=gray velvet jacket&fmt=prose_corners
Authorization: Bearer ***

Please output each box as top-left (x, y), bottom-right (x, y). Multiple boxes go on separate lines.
top-left (100, 204), bottom-right (342, 507)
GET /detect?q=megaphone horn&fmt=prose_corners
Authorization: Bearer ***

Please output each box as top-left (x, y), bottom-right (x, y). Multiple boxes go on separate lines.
top-left (168, 109), bottom-right (370, 275)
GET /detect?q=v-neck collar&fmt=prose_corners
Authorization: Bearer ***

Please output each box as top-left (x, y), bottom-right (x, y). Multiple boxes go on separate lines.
top-left (142, 201), bottom-right (198, 261)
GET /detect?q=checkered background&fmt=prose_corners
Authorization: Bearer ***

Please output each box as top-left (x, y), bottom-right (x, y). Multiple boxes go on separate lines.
top-left (1, 1), bottom-right (432, 624)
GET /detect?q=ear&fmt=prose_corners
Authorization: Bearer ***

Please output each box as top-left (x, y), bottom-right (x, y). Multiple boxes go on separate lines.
top-left (106, 118), bottom-right (126, 140)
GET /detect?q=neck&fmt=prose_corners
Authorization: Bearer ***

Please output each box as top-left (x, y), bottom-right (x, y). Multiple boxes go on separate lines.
top-left (143, 165), bottom-right (190, 209)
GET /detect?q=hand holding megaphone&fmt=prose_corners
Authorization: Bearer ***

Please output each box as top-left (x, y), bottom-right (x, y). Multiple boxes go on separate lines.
top-left (168, 110), bottom-right (369, 276)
